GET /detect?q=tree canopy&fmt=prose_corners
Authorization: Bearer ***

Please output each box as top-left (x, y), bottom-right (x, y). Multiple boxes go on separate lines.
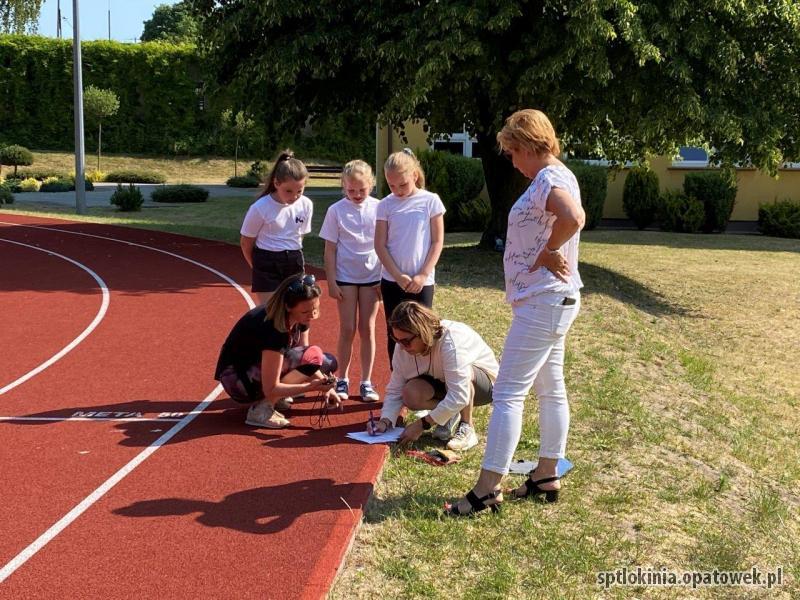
top-left (0, 0), bottom-right (43, 34)
top-left (141, 1), bottom-right (198, 44)
top-left (192, 0), bottom-right (800, 242)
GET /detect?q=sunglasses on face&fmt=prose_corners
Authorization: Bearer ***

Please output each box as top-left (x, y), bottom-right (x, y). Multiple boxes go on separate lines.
top-left (390, 332), bottom-right (418, 348)
top-left (287, 273), bottom-right (316, 295)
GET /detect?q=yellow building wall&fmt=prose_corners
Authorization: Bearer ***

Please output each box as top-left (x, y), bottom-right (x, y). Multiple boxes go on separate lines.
top-left (378, 123), bottom-right (799, 221)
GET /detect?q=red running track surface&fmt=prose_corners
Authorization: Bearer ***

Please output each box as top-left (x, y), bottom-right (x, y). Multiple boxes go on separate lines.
top-left (0, 213), bottom-right (390, 600)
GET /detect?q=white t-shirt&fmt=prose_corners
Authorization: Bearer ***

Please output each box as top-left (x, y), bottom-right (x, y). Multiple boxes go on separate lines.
top-left (504, 165), bottom-right (583, 302)
top-left (240, 194), bottom-right (313, 251)
top-left (318, 196), bottom-right (382, 283)
top-left (376, 189), bottom-right (446, 286)
top-left (380, 320), bottom-right (499, 426)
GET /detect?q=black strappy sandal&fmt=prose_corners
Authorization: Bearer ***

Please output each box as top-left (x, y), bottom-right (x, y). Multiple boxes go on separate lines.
top-left (510, 475), bottom-right (561, 503)
top-left (444, 490), bottom-right (502, 517)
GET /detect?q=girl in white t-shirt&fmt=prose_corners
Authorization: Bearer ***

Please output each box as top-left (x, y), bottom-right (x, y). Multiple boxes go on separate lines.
top-left (320, 160), bottom-right (382, 402)
top-left (240, 149), bottom-right (313, 306)
top-left (375, 149), bottom-right (445, 362)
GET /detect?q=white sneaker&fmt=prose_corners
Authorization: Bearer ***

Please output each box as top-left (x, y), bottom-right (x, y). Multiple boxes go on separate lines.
top-left (245, 400), bottom-right (289, 429)
top-left (447, 422), bottom-right (478, 451)
top-left (335, 378), bottom-right (349, 401)
top-left (432, 413), bottom-right (460, 441)
top-left (360, 382), bottom-right (380, 402)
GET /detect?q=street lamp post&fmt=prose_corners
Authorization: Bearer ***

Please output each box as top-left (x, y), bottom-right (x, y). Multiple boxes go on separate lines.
top-left (72, 0), bottom-right (86, 214)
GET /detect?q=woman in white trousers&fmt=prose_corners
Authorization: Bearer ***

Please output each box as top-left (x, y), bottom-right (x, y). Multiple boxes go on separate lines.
top-left (447, 109), bottom-right (586, 516)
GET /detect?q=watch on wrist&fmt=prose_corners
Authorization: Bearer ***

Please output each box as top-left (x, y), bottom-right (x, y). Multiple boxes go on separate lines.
top-left (546, 245), bottom-right (560, 254)
top-left (420, 416), bottom-right (433, 430)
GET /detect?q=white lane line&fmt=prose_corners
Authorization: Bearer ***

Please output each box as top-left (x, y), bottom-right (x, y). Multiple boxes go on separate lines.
top-left (0, 221), bottom-right (255, 583)
top-left (0, 385), bottom-right (223, 583)
top-left (0, 238), bottom-right (110, 396)
top-left (0, 416), bottom-right (183, 423)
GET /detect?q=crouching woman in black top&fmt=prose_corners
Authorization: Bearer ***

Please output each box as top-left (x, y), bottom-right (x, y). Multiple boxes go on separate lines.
top-left (215, 273), bottom-right (338, 429)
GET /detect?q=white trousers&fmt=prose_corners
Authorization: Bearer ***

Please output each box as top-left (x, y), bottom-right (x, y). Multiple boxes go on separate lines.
top-left (481, 294), bottom-right (580, 475)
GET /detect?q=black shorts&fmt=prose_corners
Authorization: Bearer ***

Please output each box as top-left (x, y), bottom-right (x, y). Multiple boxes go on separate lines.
top-left (411, 365), bottom-right (493, 407)
top-left (335, 280), bottom-right (381, 288)
top-left (252, 247), bottom-right (304, 293)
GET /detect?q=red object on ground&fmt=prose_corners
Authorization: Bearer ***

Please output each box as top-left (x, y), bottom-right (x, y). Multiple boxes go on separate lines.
top-left (0, 213), bottom-right (389, 599)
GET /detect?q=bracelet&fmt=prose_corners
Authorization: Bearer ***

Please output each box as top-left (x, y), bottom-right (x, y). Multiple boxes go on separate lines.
top-left (545, 245), bottom-right (560, 254)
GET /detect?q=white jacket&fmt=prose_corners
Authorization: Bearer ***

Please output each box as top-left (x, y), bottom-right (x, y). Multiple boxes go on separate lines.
top-left (381, 320), bottom-right (499, 426)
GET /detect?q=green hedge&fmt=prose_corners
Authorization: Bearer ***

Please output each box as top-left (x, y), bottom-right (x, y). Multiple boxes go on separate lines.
top-left (226, 175), bottom-right (261, 188)
top-left (565, 161), bottom-right (608, 230)
top-left (683, 171), bottom-right (737, 232)
top-left (658, 189), bottom-right (704, 233)
top-left (110, 184), bottom-right (144, 211)
top-left (417, 149), bottom-right (488, 231)
top-left (758, 199), bottom-right (800, 239)
top-left (105, 169), bottom-right (167, 184)
top-left (622, 166), bottom-right (660, 229)
top-left (151, 184), bottom-right (208, 203)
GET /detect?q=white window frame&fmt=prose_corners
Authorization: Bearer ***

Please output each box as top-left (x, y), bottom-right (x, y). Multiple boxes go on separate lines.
top-left (431, 127), bottom-right (478, 158)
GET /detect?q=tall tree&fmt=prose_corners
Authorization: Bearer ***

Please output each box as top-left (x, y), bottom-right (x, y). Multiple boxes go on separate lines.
top-left (0, 0), bottom-right (43, 34)
top-left (84, 85), bottom-right (120, 172)
top-left (192, 1), bottom-right (800, 245)
top-left (141, 1), bottom-right (198, 44)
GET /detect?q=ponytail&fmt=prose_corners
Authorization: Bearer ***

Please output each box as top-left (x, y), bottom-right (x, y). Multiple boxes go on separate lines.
top-left (260, 149), bottom-right (309, 197)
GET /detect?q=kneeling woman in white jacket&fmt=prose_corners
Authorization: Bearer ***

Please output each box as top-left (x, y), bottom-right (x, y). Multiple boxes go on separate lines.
top-left (367, 301), bottom-right (499, 451)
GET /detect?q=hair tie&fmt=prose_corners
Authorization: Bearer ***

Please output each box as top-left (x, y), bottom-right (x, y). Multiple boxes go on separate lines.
top-left (402, 147), bottom-right (416, 158)
top-left (279, 151), bottom-right (293, 162)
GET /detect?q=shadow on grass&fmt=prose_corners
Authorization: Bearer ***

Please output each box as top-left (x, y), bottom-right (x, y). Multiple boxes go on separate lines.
top-left (584, 229), bottom-right (800, 253)
top-left (437, 243), bottom-right (692, 317)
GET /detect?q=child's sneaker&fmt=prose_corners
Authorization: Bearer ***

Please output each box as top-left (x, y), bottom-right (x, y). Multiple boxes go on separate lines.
top-left (447, 421), bottom-right (478, 451)
top-left (335, 378), bottom-right (349, 401)
top-left (432, 413), bottom-right (460, 441)
top-left (245, 400), bottom-right (289, 429)
top-left (359, 382), bottom-right (380, 402)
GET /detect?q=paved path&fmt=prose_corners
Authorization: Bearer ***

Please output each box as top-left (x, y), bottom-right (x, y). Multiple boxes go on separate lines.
top-left (11, 183), bottom-right (341, 208)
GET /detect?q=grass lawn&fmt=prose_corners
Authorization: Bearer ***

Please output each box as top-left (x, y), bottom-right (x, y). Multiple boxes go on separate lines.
top-left (3, 201), bottom-right (799, 598)
top-left (23, 150), bottom-right (342, 186)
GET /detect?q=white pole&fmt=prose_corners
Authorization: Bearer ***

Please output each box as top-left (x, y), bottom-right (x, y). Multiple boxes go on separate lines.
top-left (72, 0), bottom-right (86, 214)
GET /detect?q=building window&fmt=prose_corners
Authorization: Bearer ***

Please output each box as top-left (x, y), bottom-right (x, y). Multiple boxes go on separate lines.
top-left (432, 128), bottom-right (479, 158)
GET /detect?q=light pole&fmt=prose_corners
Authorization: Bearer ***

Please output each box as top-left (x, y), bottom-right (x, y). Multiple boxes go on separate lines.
top-left (56, 0), bottom-right (62, 39)
top-left (72, 0), bottom-right (86, 214)
top-left (107, 0), bottom-right (111, 41)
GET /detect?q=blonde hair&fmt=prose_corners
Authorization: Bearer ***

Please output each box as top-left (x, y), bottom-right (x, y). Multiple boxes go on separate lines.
top-left (341, 159), bottom-right (375, 189)
top-left (261, 149), bottom-right (308, 197)
top-left (388, 301), bottom-right (443, 351)
top-left (496, 109), bottom-right (561, 157)
top-left (265, 273), bottom-right (322, 333)
top-left (384, 148), bottom-right (426, 189)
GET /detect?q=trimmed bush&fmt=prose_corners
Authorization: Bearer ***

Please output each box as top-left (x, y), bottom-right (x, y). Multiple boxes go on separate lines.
top-left (622, 166), bottom-right (660, 229)
top-left (151, 184), bottom-right (209, 203)
top-left (0, 144), bottom-right (34, 176)
top-left (758, 199), bottom-right (800, 239)
top-left (683, 171), bottom-right (737, 232)
top-left (247, 160), bottom-right (269, 180)
top-left (17, 177), bottom-right (41, 192)
top-left (658, 189), bottom-right (704, 233)
top-left (417, 149), bottom-right (487, 231)
top-left (105, 169), bottom-right (167, 184)
top-left (109, 183), bottom-right (144, 211)
top-left (40, 177), bottom-right (72, 192)
top-left (226, 175), bottom-right (261, 188)
top-left (565, 161), bottom-right (608, 230)
top-left (0, 185), bottom-right (14, 205)
top-left (16, 168), bottom-right (70, 181)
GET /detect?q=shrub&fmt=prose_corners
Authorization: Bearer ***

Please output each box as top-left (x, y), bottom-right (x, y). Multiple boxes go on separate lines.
top-left (17, 177), bottom-right (41, 192)
top-left (417, 149), bottom-right (486, 231)
top-left (565, 161), bottom-right (608, 230)
top-left (226, 175), bottom-right (261, 188)
top-left (40, 177), bottom-right (72, 192)
top-left (683, 171), bottom-right (737, 232)
top-left (247, 160), bottom-right (269, 180)
top-left (151, 184), bottom-right (209, 203)
top-left (622, 166), bottom-right (660, 229)
top-left (758, 199), bottom-right (800, 239)
top-left (109, 183), bottom-right (144, 211)
top-left (658, 189), bottom-right (704, 233)
top-left (105, 169), bottom-right (167, 184)
top-left (16, 168), bottom-right (69, 181)
top-left (0, 186), bottom-right (14, 205)
top-left (86, 169), bottom-right (106, 183)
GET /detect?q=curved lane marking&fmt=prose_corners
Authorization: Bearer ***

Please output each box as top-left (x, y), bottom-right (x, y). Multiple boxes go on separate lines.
top-left (0, 221), bottom-right (255, 583)
top-left (0, 238), bottom-right (110, 396)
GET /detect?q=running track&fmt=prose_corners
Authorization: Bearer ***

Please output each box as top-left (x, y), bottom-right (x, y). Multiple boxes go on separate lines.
top-left (0, 213), bottom-right (389, 599)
